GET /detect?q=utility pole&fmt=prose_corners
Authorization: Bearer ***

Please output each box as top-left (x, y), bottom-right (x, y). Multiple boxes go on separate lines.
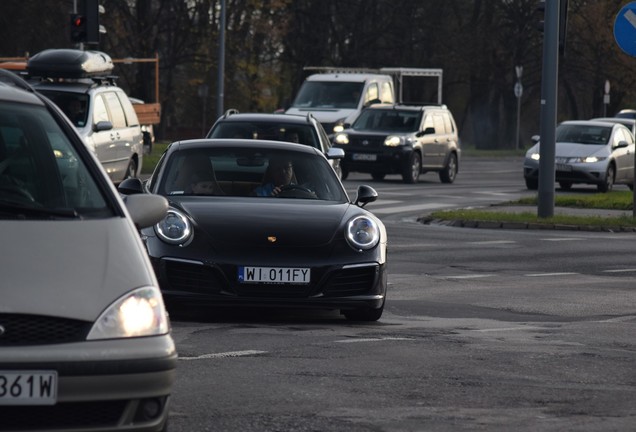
top-left (537, 0), bottom-right (560, 218)
top-left (216, 0), bottom-right (226, 120)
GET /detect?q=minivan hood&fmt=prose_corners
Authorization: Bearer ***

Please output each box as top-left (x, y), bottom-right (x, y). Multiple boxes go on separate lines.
top-left (1, 218), bottom-right (155, 321)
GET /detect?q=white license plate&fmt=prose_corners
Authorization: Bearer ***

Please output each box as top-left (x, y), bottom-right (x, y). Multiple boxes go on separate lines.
top-left (0, 371), bottom-right (57, 405)
top-left (238, 266), bottom-right (310, 284)
top-left (556, 163), bottom-right (572, 172)
top-left (352, 153), bottom-right (377, 161)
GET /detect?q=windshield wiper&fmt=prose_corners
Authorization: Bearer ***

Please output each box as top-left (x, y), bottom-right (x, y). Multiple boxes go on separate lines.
top-left (0, 201), bottom-right (81, 220)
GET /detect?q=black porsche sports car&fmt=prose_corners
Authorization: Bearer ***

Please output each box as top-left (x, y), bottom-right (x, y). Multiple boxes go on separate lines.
top-left (121, 139), bottom-right (388, 321)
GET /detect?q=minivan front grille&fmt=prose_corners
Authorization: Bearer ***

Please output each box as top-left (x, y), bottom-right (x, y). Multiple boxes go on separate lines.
top-left (0, 314), bottom-right (91, 346)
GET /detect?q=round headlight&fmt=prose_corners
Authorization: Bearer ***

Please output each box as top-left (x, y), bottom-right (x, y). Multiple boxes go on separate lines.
top-left (155, 208), bottom-right (192, 245)
top-left (334, 133), bottom-right (349, 145)
top-left (384, 135), bottom-right (404, 147)
top-left (345, 215), bottom-right (380, 251)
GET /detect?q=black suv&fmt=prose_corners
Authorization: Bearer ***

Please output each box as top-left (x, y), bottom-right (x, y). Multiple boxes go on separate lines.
top-left (333, 104), bottom-right (460, 183)
top-left (206, 110), bottom-right (343, 178)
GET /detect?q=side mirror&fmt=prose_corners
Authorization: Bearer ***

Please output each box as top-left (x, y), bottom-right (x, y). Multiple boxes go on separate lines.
top-left (122, 194), bottom-right (168, 229)
top-left (418, 127), bottom-right (435, 136)
top-left (327, 147), bottom-right (345, 160)
top-left (94, 120), bottom-right (113, 132)
top-left (354, 185), bottom-right (378, 207)
top-left (615, 140), bottom-right (629, 149)
top-left (118, 177), bottom-right (145, 195)
top-left (531, 134), bottom-right (540, 144)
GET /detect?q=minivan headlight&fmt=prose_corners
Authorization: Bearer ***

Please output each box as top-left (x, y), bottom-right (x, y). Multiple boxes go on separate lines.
top-left (345, 215), bottom-right (380, 251)
top-left (155, 208), bottom-right (192, 245)
top-left (87, 286), bottom-right (169, 339)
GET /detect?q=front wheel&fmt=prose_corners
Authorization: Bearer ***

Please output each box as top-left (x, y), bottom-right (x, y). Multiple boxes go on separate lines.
top-left (525, 177), bottom-right (538, 190)
top-left (597, 165), bottom-right (615, 192)
top-left (439, 153), bottom-right (458, 183)
top-left (401, 151), bottom-right (421, 184)
top-left (124, 158), bottom-right (138, 181)
top-left (371, 172), bottom-right (386, 181)
top-left (340, 165), bottom-right (349, 181)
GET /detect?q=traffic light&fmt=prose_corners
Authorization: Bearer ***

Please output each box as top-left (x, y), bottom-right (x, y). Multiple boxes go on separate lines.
top-left (536, 0), bottom-right (568, 56)
top-left (70, 13), bottom-right (87, 43)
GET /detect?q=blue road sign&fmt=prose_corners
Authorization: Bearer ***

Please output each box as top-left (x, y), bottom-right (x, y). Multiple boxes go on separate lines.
top-left (614, 2), bottom-right (636, 57)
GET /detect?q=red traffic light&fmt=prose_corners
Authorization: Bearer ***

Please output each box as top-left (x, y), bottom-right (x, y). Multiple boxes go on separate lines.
top-left (70, 13), bottom-right (87, 43)
top-left (72, 15), bottom-right (85, 27)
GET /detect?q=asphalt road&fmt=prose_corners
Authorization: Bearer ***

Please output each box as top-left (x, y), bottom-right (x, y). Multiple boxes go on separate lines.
top-left (166, 157), bottom-right (636, 431)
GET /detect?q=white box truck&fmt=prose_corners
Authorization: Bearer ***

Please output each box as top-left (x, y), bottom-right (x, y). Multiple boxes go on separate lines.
top-left (286, 67), bottom-right (443, 136)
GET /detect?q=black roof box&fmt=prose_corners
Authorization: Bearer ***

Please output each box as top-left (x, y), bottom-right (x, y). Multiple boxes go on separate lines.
top-left (27, 49), bottom-right (114, 79)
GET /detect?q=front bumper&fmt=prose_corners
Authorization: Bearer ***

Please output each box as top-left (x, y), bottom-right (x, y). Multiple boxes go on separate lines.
top-left (153, 256), bottom-right (387, 312)
top-left (523, 158), bottom-right (607, 185)
top-left (0, 336), bottom-right (176, 432)
top-left (340, 145), bottom-right (413, 174)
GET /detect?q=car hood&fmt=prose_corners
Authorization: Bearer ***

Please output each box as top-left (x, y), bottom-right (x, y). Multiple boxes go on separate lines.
top-left (556, 142), bottom-right (607, 157)
top-left (526, 143), bottom-right (607, 158)
top-left (174, 198), bottom-right (353, 248)
top-left (286, 107), bottom-right (358, 124)
top-left (1, 219), bottom-right (156, 321)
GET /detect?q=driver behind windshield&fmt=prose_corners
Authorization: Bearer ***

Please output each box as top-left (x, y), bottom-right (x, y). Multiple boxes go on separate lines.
top-left (253, 157), bottom-right (295, 197)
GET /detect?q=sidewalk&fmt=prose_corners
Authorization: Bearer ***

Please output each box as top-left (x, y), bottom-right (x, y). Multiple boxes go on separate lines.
top-left (419, 205), bottom-right (636, 232)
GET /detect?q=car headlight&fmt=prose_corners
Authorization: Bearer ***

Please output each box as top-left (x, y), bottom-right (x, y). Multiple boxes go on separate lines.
top-left (334, 133), bottom-right (349, 145)
top-left (345, 215), bottom-right (380, 251)
top-left (87, 286), bottom-right (170, 340)
top-left (384, 135), bottom-right (406, 147)
top-left (155, 208), bottom-right (192, 245)
top-left (576, 156), bottom-right (605, 163)
top-left (530, 153), bottom-right (540, 160)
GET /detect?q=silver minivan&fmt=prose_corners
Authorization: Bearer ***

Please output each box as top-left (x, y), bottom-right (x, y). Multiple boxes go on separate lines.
top-left (28, 49), bottom-right (144, 184)
top-left (0, 70), bottom-right (174, 431)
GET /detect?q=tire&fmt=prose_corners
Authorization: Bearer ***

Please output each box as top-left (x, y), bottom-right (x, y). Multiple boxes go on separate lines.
top-left (439, 152), bottom-right (458, 183)
top-left (343, 302), bottom-right (385, 322)
top-left (371, 172), bottom-right (386, 181)
top-left (525, 177), bottom-right (538, 190)
top-left (124, 158), bottom-right (138, 181)
top-left (401, 151), bottom-right (421, 184)
top-left (559, 181), bottom-right (572, 190)
top-left (340, 165), bottom-right (349, 181)
top-left (597, 165), bottom-right (615, 193)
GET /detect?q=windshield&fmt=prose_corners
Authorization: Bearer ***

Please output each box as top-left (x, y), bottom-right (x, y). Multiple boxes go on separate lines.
top-left (0, 101), bottom-right (112, 219)
top-left (155, 147), bottom-right (348, 202)
top-left (209, 121), bottom-right (321, 151)
top-left (291, 81), bottom-right (364, 109)
top-left (556, 124), bottom-right (612, 145)
top-left (353, 109), bottom-right (421, 132)
top-left (37, 90), bottom-right (89, 128)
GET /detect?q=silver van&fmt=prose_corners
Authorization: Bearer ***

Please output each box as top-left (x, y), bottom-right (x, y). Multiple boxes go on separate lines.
top-left (0, 70), bottom-right (174, 431)
top-left (28, 49), bottom-right (144, 184)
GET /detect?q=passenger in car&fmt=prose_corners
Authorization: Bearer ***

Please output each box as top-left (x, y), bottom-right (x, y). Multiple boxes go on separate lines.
top-left (186, 169), bottom-right (225, 195)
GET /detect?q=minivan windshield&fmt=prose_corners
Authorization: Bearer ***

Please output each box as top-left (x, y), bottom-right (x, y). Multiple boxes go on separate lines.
top-left (291, 82), bottom-right (364, 109)
top-left (0, 101), bottom-right (112, 218)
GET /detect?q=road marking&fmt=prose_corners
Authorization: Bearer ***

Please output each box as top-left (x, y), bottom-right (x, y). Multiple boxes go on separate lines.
top-left (541, 238), bottom-right (585, 242)
top-left (602, 268), bottom-right (636, 273)
top-left (371, 202), bottom-right (455, 214)
top-left (473, 326), bottom-right (545, 332)
top-left (525, 272), bottom-right (578, 277)
top-left (468, 240), bottom-right (516, 245)
top-left (444, 274), bottom-right (495, 279)
top-left (335, 337), bottom-right (414, 343)
top-left (179, 350), bottom-right (267, 360)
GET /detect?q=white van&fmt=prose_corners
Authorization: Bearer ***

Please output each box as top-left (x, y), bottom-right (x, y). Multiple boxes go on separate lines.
top-left (286, 73), bottom-right (395, 136)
